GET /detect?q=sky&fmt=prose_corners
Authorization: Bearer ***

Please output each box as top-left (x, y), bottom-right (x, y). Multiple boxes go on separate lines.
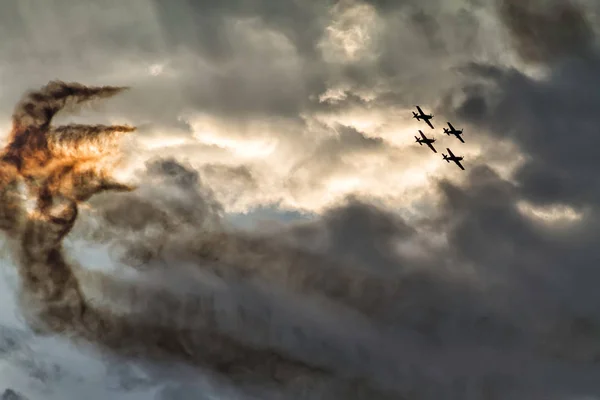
top-left (1, 0), bottom-right (600, 399)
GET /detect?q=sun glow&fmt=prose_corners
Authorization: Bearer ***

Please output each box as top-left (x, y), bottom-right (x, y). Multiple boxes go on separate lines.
top-left (184, 114), bottom-right (279, 159)
top-left (193, 131), bottom-right (277, 159)
top-left (142, 136), bottom-right (190, 150)
top-left (326, 176), bottom-right (362, 194)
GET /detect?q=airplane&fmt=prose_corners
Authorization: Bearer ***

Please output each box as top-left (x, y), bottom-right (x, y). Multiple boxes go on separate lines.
top-left (442, 148), bottom-right (465, 170)
top-left (412, 105), bottom-right (434, 129)
top-left (414, 130), bottom-right (437, 153)
top-left (443, 122), bottom-right (464, 143)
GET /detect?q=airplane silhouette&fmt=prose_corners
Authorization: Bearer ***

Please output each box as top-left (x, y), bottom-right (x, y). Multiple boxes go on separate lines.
top-left (412, 105), bottom-right (434, 129)
top-left (443, 122), bottom-right (464, 143)
top-left (415, 130), bottom-right (437, 153)
top-left (442, 148), bottom-right (465, 170)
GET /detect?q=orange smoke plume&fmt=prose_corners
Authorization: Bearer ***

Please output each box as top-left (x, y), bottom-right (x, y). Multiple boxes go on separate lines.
top-left (2, 81), bottom-right (135, 209)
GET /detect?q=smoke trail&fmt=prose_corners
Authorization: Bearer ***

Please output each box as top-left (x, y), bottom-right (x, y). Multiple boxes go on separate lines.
top-left (48, 124), bottom-right (136, 160)
top-left (0, 81), bottom-right (400, 398)
top-left (11, 80), bottom-right (126, 130)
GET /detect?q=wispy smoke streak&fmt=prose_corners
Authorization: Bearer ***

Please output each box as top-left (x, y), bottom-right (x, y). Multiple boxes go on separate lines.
top-left (12, 81), bottom-right (127, 130)
top-left (48, 124), bottom-right (135, 159)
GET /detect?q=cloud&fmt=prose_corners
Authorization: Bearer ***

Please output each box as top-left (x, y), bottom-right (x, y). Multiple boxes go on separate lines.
top-left (2, 1), bottom-right (600, 399)
top-left (498, 0), bottom-right (595, 64)
top-left (0, 0), bottom-right (502, 216)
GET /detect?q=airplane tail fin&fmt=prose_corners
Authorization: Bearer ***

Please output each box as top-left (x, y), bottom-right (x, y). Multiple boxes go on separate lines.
top-left (415, 136), bottom-right (422, 144)
top-left (412, 112), bottom-right (418, 119)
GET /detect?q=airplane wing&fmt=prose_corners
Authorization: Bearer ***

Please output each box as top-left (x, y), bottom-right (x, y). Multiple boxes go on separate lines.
top-left (416, 105), bottom-right (424, 115)
top-left (454, 159), bottom-right (465, 170)
top-left (447, 148), bottom-right (455, 157)
top-left (419, 130), bottom-right (426, 139)
top-left (426, 142), bottom-right (437, 153)
top-left (457, 134), bottom-right (465, 143)
top-left (424, 118), bottom-right (434, 129)
top-left (447, 122), bottom-right (455, 131)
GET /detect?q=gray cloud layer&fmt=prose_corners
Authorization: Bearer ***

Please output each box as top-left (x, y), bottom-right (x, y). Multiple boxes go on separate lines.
top-left (2, 0), bottom-right (600, 399)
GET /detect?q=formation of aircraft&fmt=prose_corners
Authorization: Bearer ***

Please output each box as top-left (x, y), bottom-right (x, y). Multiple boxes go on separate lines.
top-left (412, 105), bottom-right (434, 129)
top-left (415, 130), bottom-right (437, 153)
top-left (412, 106), bottom-right (466, 170)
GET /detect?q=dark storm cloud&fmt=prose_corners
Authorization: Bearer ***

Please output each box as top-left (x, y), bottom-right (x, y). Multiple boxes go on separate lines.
top-left (316, 197), bottom-right (417, 272)
top-left (446, 59), bottom-right (600, 207)
top-left (436, 166), bottom-right (553, 291)
top-left (262, 170), bottom-right (600, 395)
top-left (498, 0), bottom-right (595, 64)
top-left (434, 165), bottom-right (600, 357)
top-left (435, 1), bottom-right (600, 206)
top-left (428, 1), bottom-right (600, 366)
